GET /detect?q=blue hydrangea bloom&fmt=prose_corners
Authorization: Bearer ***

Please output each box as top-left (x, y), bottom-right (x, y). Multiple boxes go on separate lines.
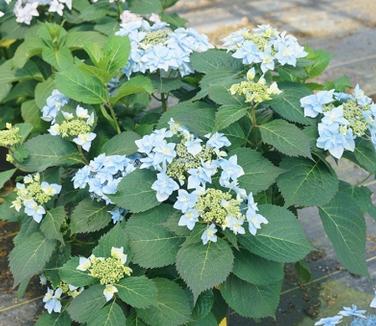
top-left (339, 305), bottom-right (367, 319)
top-left (151, 172), bottom-right (179, 202)
top-left (300, 90), bottom-right (334, 118)
top-left (314, 315), bottom-right (343, 326)
top-left (351, 315), bottom-right (376, 326)
top-left (41, 89), bottom-right (69, 123)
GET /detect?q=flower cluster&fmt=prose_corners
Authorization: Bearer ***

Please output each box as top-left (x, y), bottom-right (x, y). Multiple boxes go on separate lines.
top-left (116, 11), bottom-right (212, 77)
top-left (315, 305), bottom-right (369, 325)
top-left (41, 89), bottom-right (69, 123)
top-left (77, 247), bottom-right (132, 301)
top-left (300, 85), bottom-right (376, 159)
top-left (136, 119), bottom-right (268, 244)
top-left (48, 105), bottom-right (96, 151)
top-left (223, 24), bottom-right (307, 73)
top-left (72, 154), bottom-right (136, 205)
top-left (11, 173), bottom-right (61, 222)
top-left (229, 67), bottom-right (281, 104)
top-left (42, 282), bottom-right (82, 314)
top-left (0, 123), bottom-right (21, 148)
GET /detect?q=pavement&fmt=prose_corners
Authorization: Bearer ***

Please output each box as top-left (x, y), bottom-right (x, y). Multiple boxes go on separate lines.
top-left (1, 0), bottom-right (376, 325)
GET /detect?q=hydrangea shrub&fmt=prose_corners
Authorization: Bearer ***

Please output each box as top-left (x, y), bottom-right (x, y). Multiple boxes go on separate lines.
top-left (1, 2), bottom-right (376, 325)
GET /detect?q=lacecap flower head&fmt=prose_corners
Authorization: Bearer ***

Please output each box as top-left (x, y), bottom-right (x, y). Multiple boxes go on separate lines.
top-left (0, 123), bottom-right (22, 148)
top-left (77, 247), bottom-right (132, 301)
top-left (300, 84), bottom-right (376, 159)
top-left (116, 11), bottom-right (213, 77)
top-left (47, 105), bottom-right (96, 152)
top-left (223, 24), bottom-right (307, 73)
top-left (11, 173), bottom-right (62, 223)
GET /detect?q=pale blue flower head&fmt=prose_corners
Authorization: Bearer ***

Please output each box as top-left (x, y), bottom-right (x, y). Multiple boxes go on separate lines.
top-left (219, 155), bottom-right (245, 187)
top-left (73, 132), bottom-right (96, 152)
top-left (205, 132), bottom-right (231, 151)
top-left (187, 161), bottom-right (218, 190)
top-left (178, 208), bottom-right (199, 230)
top-left (224, 215), bottom-right (245, 235)
top-left (314, 316), bottom-right (343, 326)
top-left (23, 199), bottom-right (46, 223)
top-left (43, 287), bottom-right (62, 314)
top-left (321, 106), bottom-right (349, 126)
top-left (300, 90), bottom-right (335, 118)
top-left (354, 84), bottom-right (372, 107)
top-left (201, 223), bottom-right (218, 245)
top-left (109, 207), bottom-right (127, 224)
top-left (339, 305), bottom-right (367, 319)
top-left (232, 40), bottom-right (262, 65)
top-left (259, 47), bottom-right (275, 73)
top-left (151, 172), bottom-right (179, 202)
top-left (41, 89), bottom-right (69, 123)
top-left (351, 315), bottom-right (376, 326)
top-left (185, 138), bottom-right (202, 156)
top-left (273, 33), bottom-right (307, 66)
top-left (173, 189), bottom-right (198, 213)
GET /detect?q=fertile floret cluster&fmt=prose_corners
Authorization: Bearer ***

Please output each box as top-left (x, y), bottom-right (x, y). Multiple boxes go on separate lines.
top-left (116, 11), bottom-right (212, 77)
top-left (48, 105), bottom-right (96, 151)
top-left (72, 154), bottom-right (136, 205)
top-left (223, 24), bottom-right (307, 73)
top-left (0, 123), bottom-right (21, 147)
top-left (77, 247), bottom-right (132, 301)
top-left (229, 67), bottom-right (281, 104)
top-left (300, 85), bottom-right (376, 159)
top-left (136, 119), bottom-right (268, 244)
top-left (11, 173), bottom-right (62, 222)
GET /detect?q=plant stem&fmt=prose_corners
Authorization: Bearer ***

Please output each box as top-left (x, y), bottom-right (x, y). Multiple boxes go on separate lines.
top-left (107, 104), bottom-right (121, 134)
top-left (161, 93), bottom-right (168, 112)
top-left (77, 145), bottom-right (88, 165)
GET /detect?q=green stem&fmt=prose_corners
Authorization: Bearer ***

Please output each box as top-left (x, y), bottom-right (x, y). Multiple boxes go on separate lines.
top-left (161, 93), bottom-right (168, 112)
top-left (77, 145), bottom-right (88, 165)
top-left (107, 104), bottom-right (121, 134)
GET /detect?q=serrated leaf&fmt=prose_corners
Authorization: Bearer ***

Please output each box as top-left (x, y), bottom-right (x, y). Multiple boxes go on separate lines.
top-left (59, 257), bottom-right (96, 287)
top-left (116, 276), bottom-right (158, 308)
top-left (67, 285), bottom-right (106, 323)
top-left (239, 204), bottom-right (312, 263)
top-left (220, 275), bottom-right (281, 319)
top-left (14, 135), bottom-right (82, 172)
top-left (56, 65), bottom-right (109, 104)
top-left (137, 278), bottom-right (192, 326)
top-left (70, 199), bottom-right (111, 234)
top-left (176, 238), bottom-right (234, 300)
top-left (158, 101), bottom-right (215, 137)
top-left (233, 250), bottom-right (284, 286)
top-left (9, 232), bottom-right (56, 286)
top-left (35, 311), bottom-right (71, 326)
top-left (40, 206), bottom-right (66, 243)
top-left (0, 168), bottom-right (16, 189)
top-left (110, 75), bottom-right (153, 105)
top-left (129, 0), bottom-right (162, 14)
top-left (259, 119), bottom-right (311, 158)
top-left (208, 85), bottom-right (244, 106)
top-left (87, 300), bottom-right (126, 326)
top-left (99, 35), bottom-right (130, 76)
top-left (230, 147), bottom-right (282, 194)
top-left (222, 122), bottom-right (247, 149)
top-left (191, 49), bottom-right (242, 74)
top-left (264, 82), bottom-right (313, 125)
top-left (125, 204), bottom-right (184, 268)
top-left (215, 105), bottom-right (248, 131)
top-left (277, 157), bottom-right (339, 207)
top-left (21, 100), bottom-right (48, 133)
top-left (109, 169), bottom-right (159, 213)
top-left (319, 190), bottom-right (368, 276)
top-left (101, 131), bottom-right (140, 156)
top-left (35, 78), bottom-right (55, 109)
top-left (92, 223), bottom-right (128, 257)
top-left (192, 291), bottom-right (214, 321)
top-left (352, 139), bottom-right (376, 173)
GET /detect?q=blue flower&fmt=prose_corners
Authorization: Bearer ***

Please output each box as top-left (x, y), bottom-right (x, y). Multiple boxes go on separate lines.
top-left (219, 155), bottom-right (245, 188)
top-left (41, 89), bottom-right (69, 123)
top-left (201, 223), bottom-right (218, 245)
top-left (43, 287), bottom-right (62, 314)
top-left (178, 209), bottom-right (199, 230)
top-left (339, 305), bottom-right (367, 318)
top-left (187, 161), bottom-right (218, 190)
top-left (151, 172), bottom-right (179, 202)
top-left (354, 84), bottom-right (372, 107)
top-left (185, 138), bottom-right (202, 156)
top-left (109, 207), bottom-right (126, 224)
top-left (232, 40), bottom-right (262, 65)
top-left (173, 189), bottom-right (198, 213)
top-left (246, 193), bottom-right (268, 235)
top-left (300, 90), bottom-right (335, 118)
top-left (351, 315), bottom-right (376, 326)
top-left (73, 132), bottom-right (96, 152)
top-left (205, 132), bottom-right (231, 151)
top-left (314, 316), bottom-right (343, 326)
top-left (321, 106), bottom-right (349, 126)
top-left (23, 199), bottom-right (46, 223)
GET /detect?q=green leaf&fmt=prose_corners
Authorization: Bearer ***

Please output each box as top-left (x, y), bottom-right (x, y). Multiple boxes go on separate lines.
top-left (215, 105), bottom-right (248, 131)
top-left (9, 232), bottom-right (56, 286)
top-left (233, 250), bottom-right (284, 286)
top-left (14, 135), bottom-right (82, 172)
top-left (116, 276), bottom-right (158, 308)
top-left (35, 311), bottom-right (71, 326)
top-left (40, 206), bottom-right (66, 243)
top-left (70, 199), bottom-right (112, 234)
top-left (191, 49), bottom-right (242, 74)
top-left (208, 85), bottom-right (244, 106)
top-left (99, 35), bottom-right (130, 76)
top-left (110, 75), bottom-right (153, 105)
top-left (35, 78), bottom-right (55, 109)
top-left (42, 47), bottom-right (74, 70)
top-left (190, 313), bottom-right (217, 326)
top-left (230, 148), bottom-right (282, 194)
top-left (265, 82), bottom-right (313, 125)
top-left (192, 291), bottom-right (214, 321)
top-left (319, 190), bottom-right (368, 276)
top-left (56, 65), bottom-right (109, 104)
top-left (239, 204), bottom-right (312, 263)
top-left (101, 131), bottom-right (140, 156)
top-left (109, 169), bottom-right (160, 213)
top-left (125, 204), bottom-right (184, 268)
top-left (222, 122), bottom-right (247, 149)
top-left (93, 223), bottom-right (128, 257)
top-left (67, 285), bottom-right (107, 323)
top-left (220, 275), bottom-right (281, 319)
top-left (87, 300), bottom-right (126, 326)
top-left (137, 278), bottom-right (192, 326)
top-left (305, 48), bottom-right (331, 78)
top-left (158, 101), bottom-right (215, 137)
top-left (59, 257), bottom-right (96, 287)
top-left (129, 0), bottom-right (162, 14)
top-left (176, 238), bottom-right (234, 300)
top-left (352, 139), bottom-right (376, 173)
top-left (0, 168), bottom-right (16, 189)
top-left (277, 157), bottom-right (339, 207)
top-left (21, 100), bottom-right (48, 133)
top-left (259, 119), bottom-right (311, 158)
